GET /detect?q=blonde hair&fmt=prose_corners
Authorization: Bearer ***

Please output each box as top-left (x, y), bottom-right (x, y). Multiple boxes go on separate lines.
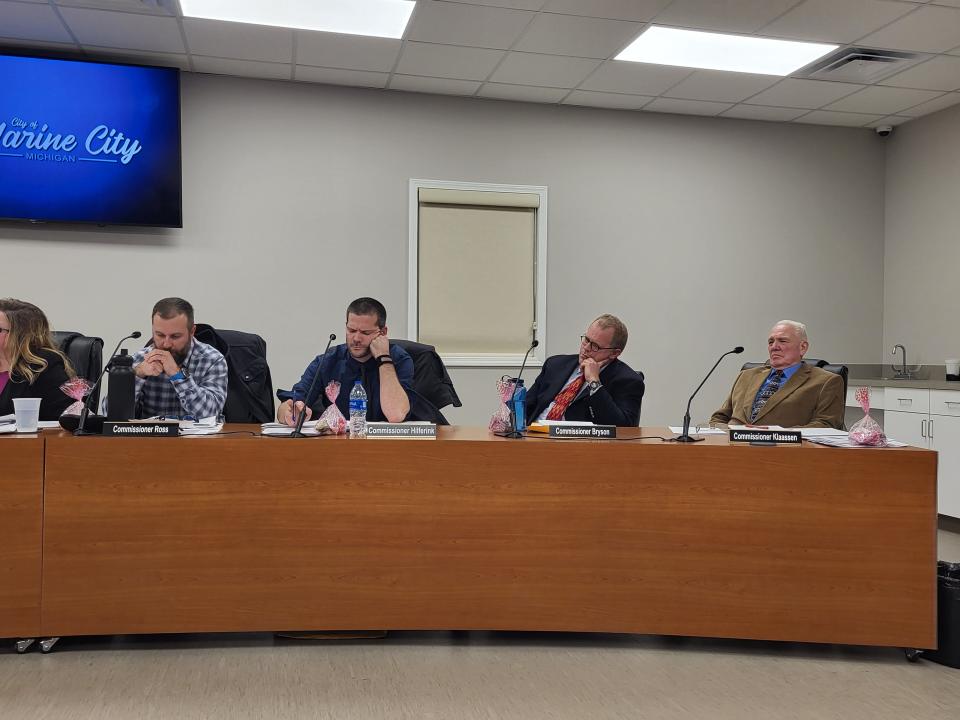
top-left (0, 299), bottom-right (74, 385)
top-left (593, 314), bottom-right (628, 350)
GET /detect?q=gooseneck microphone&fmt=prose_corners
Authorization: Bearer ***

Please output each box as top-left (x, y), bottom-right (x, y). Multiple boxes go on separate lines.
top-left (290, 333), bottom-right (337, 438)
top-left (670, 346), bottom-right (744, 443)
top-left (502, 339), bottom-right (539, 439)
top-left (75, 330), bottom-right (142, 436)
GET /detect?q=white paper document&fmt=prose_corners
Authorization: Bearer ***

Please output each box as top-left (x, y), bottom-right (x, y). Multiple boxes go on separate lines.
top-left (806, 435), bottom-right (909, 448)
top-left (260, 422), bottom-right (322, 436)
top-left (178, 418), bottom-right (224, 436)
top-left (667, 426), bottom-right (726, 435)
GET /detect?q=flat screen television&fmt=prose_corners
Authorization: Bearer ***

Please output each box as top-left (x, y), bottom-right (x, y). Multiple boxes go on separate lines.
top-left (0, 54), bottom-right (181, 227)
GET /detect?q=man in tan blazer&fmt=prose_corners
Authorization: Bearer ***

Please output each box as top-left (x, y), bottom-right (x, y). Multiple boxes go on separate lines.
top-left (710, 320), bottom-right (844, 429)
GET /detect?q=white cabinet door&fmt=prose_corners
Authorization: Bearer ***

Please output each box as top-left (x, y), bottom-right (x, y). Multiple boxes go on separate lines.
top-left (883, 410), bottom-right (928, 448)
top-left (930, 414), bottom-right (960, 519)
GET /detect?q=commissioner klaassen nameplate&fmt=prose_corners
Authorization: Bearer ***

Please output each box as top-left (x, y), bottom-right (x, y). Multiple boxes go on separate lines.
top-left (728, 429), bottom-right (802, 444)
top-left (547, 424), bottom-right (616, 439)
top-left (102, 421), bottom-right (179, 437)
top-left (366, 422), bottom-right (437, 438)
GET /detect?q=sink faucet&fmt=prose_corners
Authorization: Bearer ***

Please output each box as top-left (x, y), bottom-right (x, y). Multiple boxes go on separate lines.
top-left (892, 344), bottom-right (912, 379)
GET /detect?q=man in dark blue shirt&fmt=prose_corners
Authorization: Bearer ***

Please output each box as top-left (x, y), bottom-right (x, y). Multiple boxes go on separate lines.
top-left (277, 297), bottom-right (413, 425)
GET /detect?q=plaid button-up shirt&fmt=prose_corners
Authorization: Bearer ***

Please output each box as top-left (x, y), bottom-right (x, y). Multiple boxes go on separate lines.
top-left (132, 338), bottom-right (228, 419)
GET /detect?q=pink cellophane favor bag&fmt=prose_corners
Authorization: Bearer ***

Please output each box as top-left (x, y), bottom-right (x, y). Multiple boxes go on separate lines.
top-left (314, 381), bottom-right (348, 435)
top-left (59, 377), bottom-right (93, 416)
top-left (848, 387), bottom-right (886, 446)
top-left (488, 375), bottom-right (516, 433)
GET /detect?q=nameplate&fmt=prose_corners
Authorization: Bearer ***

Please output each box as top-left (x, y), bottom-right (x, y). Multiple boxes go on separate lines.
top-left (102, 422), bottom-right (179, 437)
top-left (548, 424), bottom-right (617, 439)
top-left (366, 423), bottom-right (437, 438)
top-left (728, 429), bottom-right (802, 444)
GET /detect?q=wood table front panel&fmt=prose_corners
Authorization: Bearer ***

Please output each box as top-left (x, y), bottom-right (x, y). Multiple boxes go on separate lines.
top-left (0, 435), bottom-right (44, 637)
top-left (41, 429), bottom-right (937, 647)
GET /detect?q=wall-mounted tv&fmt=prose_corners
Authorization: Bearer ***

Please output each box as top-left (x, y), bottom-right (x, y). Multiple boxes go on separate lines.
top-left (0, 54), bottom-right (181, 228)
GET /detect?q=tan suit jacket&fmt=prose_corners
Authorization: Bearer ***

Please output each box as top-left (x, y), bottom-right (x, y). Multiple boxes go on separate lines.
top-left (710, 363), bottom-right (844, 429)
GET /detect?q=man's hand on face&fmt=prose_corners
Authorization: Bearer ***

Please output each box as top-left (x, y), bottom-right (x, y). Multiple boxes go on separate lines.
top-left (145, 349), bottom-right (181, 376)
top-left (580, 357), bottom-right (601, 384)
top-left (369, 332), bottom-right (389, 360)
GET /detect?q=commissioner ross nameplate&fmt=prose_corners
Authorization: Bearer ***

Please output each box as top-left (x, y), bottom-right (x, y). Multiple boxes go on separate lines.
top-left (102, 421), bottom-right (179, 437)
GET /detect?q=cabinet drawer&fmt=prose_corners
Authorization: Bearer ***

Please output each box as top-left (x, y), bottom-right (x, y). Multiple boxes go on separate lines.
top-left (846, 386), bottom-right (884, 410)
top-left (931, 390), bottom-right (960, 417)
top-left (885, 388), bottom-right (929, 413)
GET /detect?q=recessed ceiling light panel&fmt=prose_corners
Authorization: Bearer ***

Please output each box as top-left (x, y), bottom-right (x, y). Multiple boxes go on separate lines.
top-left (180, 0), bottom-right (416, 39)
top-left (616, 26), bottom-right (837, 76)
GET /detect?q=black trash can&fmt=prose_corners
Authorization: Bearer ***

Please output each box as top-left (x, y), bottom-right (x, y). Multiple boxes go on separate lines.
top-left (926, 561), bottom-right (960, 669)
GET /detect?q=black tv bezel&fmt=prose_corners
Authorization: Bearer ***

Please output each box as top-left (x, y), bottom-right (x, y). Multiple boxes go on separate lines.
top-left (0, 50), bottom-right (183, 229)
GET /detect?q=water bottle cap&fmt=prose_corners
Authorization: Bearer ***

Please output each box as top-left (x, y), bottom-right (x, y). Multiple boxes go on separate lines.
top-left (354, 380), bottom-right (362, 385)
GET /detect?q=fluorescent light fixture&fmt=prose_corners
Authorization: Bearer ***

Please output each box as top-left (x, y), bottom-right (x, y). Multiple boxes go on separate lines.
top-left (616, 26), bottom-right (837, 76)
top-left (180, 0), bottom-right (416, 39)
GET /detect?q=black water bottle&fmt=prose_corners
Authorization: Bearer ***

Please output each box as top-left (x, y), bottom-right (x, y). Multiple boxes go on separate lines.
top-left (106, 349), bottom-right (136, 421)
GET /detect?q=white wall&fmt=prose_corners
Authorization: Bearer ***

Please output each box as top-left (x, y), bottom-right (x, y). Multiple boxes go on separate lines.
top-left (884, 102), bottom-right (960, 369)
top-left (0, 73), bottom-right (886, 425)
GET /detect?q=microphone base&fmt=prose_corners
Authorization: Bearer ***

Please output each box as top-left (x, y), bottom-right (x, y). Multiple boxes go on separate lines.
top-left (669, 434), bottom-right (705, 443)
top-left (493, 430), bottom-right (525, 439)
top-left (286, 431), bottom-right (311, 438)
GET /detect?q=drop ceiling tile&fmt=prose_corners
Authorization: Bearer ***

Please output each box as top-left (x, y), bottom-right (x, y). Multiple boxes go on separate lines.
top-left (59, 7), bottom-right (185, 52)
top-left (390, 75), bottom-right (482, 96)
top-left (899, 90), bottom-right (960, 115)
top-left (579, 61), bottom-right (692, 94)
top-left (746, 78), bottom-right (865, 108)
top-left (879, 54), bottom-right (960, 90)
top-left (0, 38), bottom-right (78, 51)
top-left (542, 0), bottom-right (672, 21)
top-left (761, 0), bottom-right (915, 43)
top-left (561, 90), bottom-right (653, 109)
top-left (0, 1), bottom-right (74, 44)
top-left (865, 115), bottom-right (913, 127)
top-left (489, 52), bottom-right (601, 87)
top-left (644, 97), bottom-right (734, 115)
top-left (296, 32), bottom-right (401, 72)
top-left (663, 70), bottom-right (779, 103)
top-left (858, 5), bottom-right (960, 52)
top-left (407, 1), bottom-right (533, 49)
top-left (652, 0), bottom-right (803, 33)
top-left (446, 0), bottom-right (546, 9)
top-left (513, 13), bottom-right (641, 59)
top-left (795, 110), bottom-right (883, 125)
top-left (395, 42), bottom-right (504, 80)
top-left (824, 84), bottom-right (942, 113)
top-left (183, 18), bottom-right (292, 63)
top-left (294, 66), bottom-right (388, 88)
top-left (54, 0), bottom-right (171, 13)
top-left (88, 48), bottom-right (191, 70)
top-left (931, 0), bottom-right (960, 7)
top-left (476, 83), bottom-right (568, 102)
top-left (720, 104), bottom-right (810, 121)
top-left (192, 56), bottom-right (291, 81)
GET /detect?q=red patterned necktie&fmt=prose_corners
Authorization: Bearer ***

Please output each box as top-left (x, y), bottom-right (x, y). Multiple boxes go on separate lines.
top-left (546, 374), bottom-right (585, 420)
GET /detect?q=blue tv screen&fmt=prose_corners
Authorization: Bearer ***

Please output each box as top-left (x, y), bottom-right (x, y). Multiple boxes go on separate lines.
top-left (0, 54), bottom-right (181, 227)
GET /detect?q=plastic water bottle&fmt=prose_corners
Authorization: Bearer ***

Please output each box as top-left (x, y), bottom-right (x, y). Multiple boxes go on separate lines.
top-left (349, 380), bottom-right (368, 438)
top-left (511, 378), bottom-right (527, 433)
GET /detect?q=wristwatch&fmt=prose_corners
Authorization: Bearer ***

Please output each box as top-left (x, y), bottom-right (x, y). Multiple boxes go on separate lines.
top-left (170, 366), bottom-right (190, 382)
top-left (588, 380), bottom-right (602, 394)
top-left (375, 354), bottom-right (394, 366)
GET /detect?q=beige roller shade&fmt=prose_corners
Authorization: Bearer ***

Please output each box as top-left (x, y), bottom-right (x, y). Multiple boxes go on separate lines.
top-left (418, 188), bottom-right (540, 208)
top-left (418, 202), bottom-right (535, 355)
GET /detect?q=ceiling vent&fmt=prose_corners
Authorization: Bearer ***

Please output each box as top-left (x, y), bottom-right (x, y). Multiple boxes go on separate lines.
top-left (795, 47), bottom-right (924, 83)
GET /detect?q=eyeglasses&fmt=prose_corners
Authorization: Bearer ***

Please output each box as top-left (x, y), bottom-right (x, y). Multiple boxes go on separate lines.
top-left (580, 335), bottom-right (619, 353)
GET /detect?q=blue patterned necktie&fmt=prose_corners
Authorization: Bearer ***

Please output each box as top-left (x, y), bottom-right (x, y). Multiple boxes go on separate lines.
top-left (750, 370), bottom-right (784, 422)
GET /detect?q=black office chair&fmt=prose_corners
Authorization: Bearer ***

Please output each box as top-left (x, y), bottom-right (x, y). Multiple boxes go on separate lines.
top-left (392, 339), bottom-right (462, 425)
top-left (194, 324), bottom-right (275, 423)
top-left (52, 330), bottom-right (105, 407)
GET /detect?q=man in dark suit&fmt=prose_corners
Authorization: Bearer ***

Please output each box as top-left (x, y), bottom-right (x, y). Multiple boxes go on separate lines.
top-left (710, 320), bottom-right (844, 429)
top-left (525, 314), bottom-right (645, 427)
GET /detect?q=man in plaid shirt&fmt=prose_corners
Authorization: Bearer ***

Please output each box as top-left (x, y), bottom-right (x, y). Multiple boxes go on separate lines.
top-left (132, 297), bottom-right (228, 420)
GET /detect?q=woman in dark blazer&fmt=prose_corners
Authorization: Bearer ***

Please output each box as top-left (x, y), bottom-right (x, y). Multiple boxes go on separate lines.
top-left (0, 299), bottom-right (75, 421)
